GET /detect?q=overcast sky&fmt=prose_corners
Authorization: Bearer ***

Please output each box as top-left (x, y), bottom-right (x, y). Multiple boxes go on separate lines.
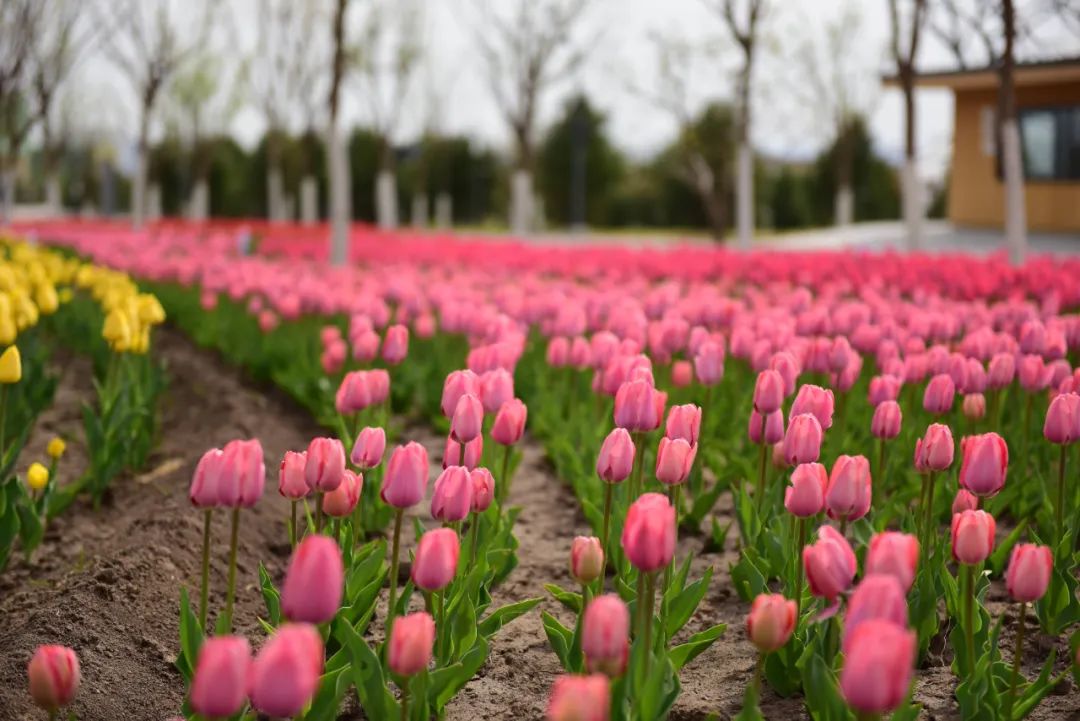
top-left (65, 0), bottom-right (1080, 182)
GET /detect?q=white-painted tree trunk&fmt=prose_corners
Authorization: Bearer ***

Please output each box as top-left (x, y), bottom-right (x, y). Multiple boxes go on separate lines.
top-left (510, 169), bottom-right (533, 236)
top-left (46, 175), bottom-right (62, 215)
top-left (834, 184), bottom-right (854, 226)
top-left (327, 123), bottom-right (351, 266)
top-left (301, 175), bottom-right (318, 224)
top-left (131, 147), bottom-right (147, 229)
top-left (146, 183), bottom-right (162, 222)
top-left (735, 143), bottom-right (754, 248)
top-left (283, 194), bottom-right (295, 222)
top-left (901, 160), bottom-right (924, 251)
top-left (188, 179), bottom-right (209, 221)
top-left (435, 192), bottom-right (452, 229)
top-left (376, 170), bottom-right (398, 230)
top-left (1001, 118), bottom-right (1027, 265)
top-left (268, 167), bottom-right (285, 221)
top-left (411, 194), bottom-right (429, 228)
top-left (0, 168), bottom-right (14, 225)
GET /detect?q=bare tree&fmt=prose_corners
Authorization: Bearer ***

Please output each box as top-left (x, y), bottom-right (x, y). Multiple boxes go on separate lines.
top-left (250, 0), bottom-right (324, 222)
top-left (887, 0), bottom-right (928, 250)
top-left (473, 0), bottom-right (594, 235)
top-left (95, 0), bottom-right (213, 228)
top-left (0, 0), bottom-right (42, 222)
top-left (352, 0), bottom-right (423, 230)
top-left (327, 0), bottom-right (352, 265)
top-left (705, 0), bottom-right (767, 249)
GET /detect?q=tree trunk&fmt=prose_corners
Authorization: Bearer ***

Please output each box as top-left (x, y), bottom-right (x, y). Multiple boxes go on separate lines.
top-left (735, 54), bottom-right (755, 249)
top-left (268, 167), bottom-right (284, 222)
top-left (132, 109), bottom-right (150, 229)
top-left (146, 183), bottom-right (162, 222)
top-left (45, 175), bottom-right (62, 215)
top-left (510, 168), bottom-right (533, 236)
top-left (327, 123), bottom-right (351, 265)
top-left (0, 164), bottom-right (15, 225)
top-left (435, 192), bottom-right (452, 228)
top-left (834, 185), bottom-right (854, 226)
top-left (900, 71), bottom-right (923, 250)
top-left (188, 177), bottom-right (209, 221)
top-left (376, 169), bottom-right (398, 230)
top-left (411, 194), bottom-right (429, 228)
top-left (1001, 0), bottom-right (1025, 265)
top-left (301, 175), bottom-right (318, 224)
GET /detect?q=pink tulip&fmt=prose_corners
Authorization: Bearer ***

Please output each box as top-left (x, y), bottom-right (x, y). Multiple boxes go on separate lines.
top-left (621, 493), bottom-right (676, 573)
top-left (491, 398), bottom-right (527, 445)
top-left (871, 400), bottom-right (902, 439)
top-left (546, 674), bottom-right (610, 721)
top-left (958, 432), bottom-right (1008, 498)
top-left (381, 442), bottom-right (429, 508)
top-left (412, 528), bottom-right (460, 591)
top-left (582, 594), bottom-right (629, 676)
top-left (962, 393), bottom-right (986, 420)
top-left (655, 437), bottom-right (696, 485)
top-left (597, 428), bottom-right (635, 483)
top-left (190, 637), bottom-right (250, 718)
top-left (746, 593), bottom-right (797, 653)
top-left (335, 371), bottom-right (374, 414)
top-left (785, 462), bottom-right (827, 517)
top-left (322, 469), bottom-right (362, 517)
top-left (753, 369), bottom-right (785, 414)
top-left (1006, 543), bottom-right (1052, 603)
top-left (352, 330), bottom-right (380, 362)
top-left (868, 375), bottom-right (901, 406)
top-left (462, 435), bottom-right (483, 470)
top-left (790, 384), bottom-right (835, 430)
top-left (769, 350), bottom-right (800, 396)
top-left (748, 409), bottom-right (785, 445)
top-left (431, 466), bottom-right (474, 522)
top-left (671, 360), bottom-right (693, 387)
top-left (865, 532), bottom-right (919, 592)
top-left (304, 437), bottom-right (346, 493)
top-left (803, 525), bottom-right (857, 599)
top-left (1019, 354), bottom-right (1048, 392)
top-left (923, 373), bottom-right (956, 415)
top-left (840, 620), bottom-right (916, 714)
top-left (1044, 392), bottom-right (1080, 444)
top-left (547, 336), bottom-right (570, 367)
top-left (613, 378), bottom-right (663, 431)
top-left (470, 467), bottom-right (495, 511)
top-left (914, 423), bottom-right (954, 472)
top-left (441, 369), bottom-right (480, 418)
top-left (191, 448), bottom-right (225, 508)
top-left (388, 612), bottom-right (435, 676)
top-left (442, 436), bottom-right (462, 469)
top-left (665, 404), bottom-right (702, 445)
top-left (249, 624), bottom-right (324, 718)
top-left (784, 413), bottom-right (823, 465)
top-left (825, 454), bottom-right (872, 522)
top-left (282, 535), bottom-right (345, 624)
top-left (220, 438), bottom-right (266, 508)
top-left (571, 536), bottom-right (605, 585)
top-left (988, 352), bottom-right (1015, 389)
top-left (480, 369), bottom-right (515, 414)
top-left (27, 645), bottom-right (80, 711)
top-left (450, 393), bottom-right (484, 443)
top-left (278, 450), bottom-right (309, 500)
top-left (694, 340), bottom-right (725, 385)
top-left (951, 510), bottom-right (996, 565)
top-left (952, 488), bottom-right (978, 514)
top-left (368, 369), bottom-right (390, 405)
top-left (842, 575), bottom-right (908, 652)
top-left (570, 336), bottom-right (592, 369)
top-left (382, 324), bottom-right (409, 364)
top-left (350, 426), bottom-right (386, 469)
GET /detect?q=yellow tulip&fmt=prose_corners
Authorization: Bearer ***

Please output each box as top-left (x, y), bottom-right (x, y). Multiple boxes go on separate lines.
top-left (102, 307), bottom-right (132, 352)
top-left (47, 436), bottom-right (66, 459)
top-left (137, 294), bottom-right (166, 325)
top-left (0, 345), bottom-right (20, 383)
top-left (35, 283), bottom-right (59, 315)
top-left (26, 462), bottom-right (49, 491)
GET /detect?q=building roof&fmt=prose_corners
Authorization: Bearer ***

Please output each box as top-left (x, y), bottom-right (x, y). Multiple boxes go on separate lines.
top-left (882, 55), bottom-right (1080, 90)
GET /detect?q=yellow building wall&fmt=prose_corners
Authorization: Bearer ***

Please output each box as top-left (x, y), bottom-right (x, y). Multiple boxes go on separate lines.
top-left (949, 81), bottom-right (1080, 232)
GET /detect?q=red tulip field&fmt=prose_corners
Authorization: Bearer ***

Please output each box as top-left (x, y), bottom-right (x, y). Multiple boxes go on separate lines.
top-left (1, 220), bottom-right (1079, 720)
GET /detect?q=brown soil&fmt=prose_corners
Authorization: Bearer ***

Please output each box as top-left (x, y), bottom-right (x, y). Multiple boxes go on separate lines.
top-left (0, 330), bottom-right (1077, 721)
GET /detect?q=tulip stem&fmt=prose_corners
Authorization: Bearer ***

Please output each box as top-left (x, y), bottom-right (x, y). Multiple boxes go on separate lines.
top-left (468, 512), bottom-right (480, 566)
top-left (630, 432), bottom-right (645, 500)
top-left (793, 518), bottom-right (807, 628)
top-left (755, 413), bottom-right (768, 515)
top-left (387, 508), bottom-right (405, 635)
top-left (752, 652), bottom-right (764, 695)
top-left (964, 563), bottom-right (976, 676)
top-left (437, 588), bottom-right (447, 663)
top-left (289, 500), bottom-right (298, 549)
top-left (1004, 602), bottom-right (1027, 721)
top-left (922, 471), bottom-right (937, 554)
top-left (199, 508), bottom-right (213, 630)
top-left (1056, 444), bottom-right (1067, 551)
top-left (315, 492), bottom-right (325, 533)
top-left (332, 518), bottom-right (342, 545)
top-left (599, 482), bottom-right (613, 592)
top-left (224, 507), bottom-right (241, 634)
top-left (642, 572), bottom-right (656, 680)
top-left (498, 444), bottom-right (512, 505)
top-left (0, 383), bottom-right (7, 453)
top-left (876, 437), bottom-right (886, 498)
top-left (400, 678), bottom-right (410, 721)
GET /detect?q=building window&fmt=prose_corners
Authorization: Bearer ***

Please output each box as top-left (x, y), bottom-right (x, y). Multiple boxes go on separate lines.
top-left (1019, 105), bottom-right (1080, 180)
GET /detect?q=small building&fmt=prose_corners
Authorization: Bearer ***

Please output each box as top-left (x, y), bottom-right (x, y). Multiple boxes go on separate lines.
top-left (890, 56), bottom-right (1080, 233)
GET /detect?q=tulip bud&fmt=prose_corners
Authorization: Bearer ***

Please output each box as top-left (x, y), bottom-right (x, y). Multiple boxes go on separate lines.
top-left (988, 352), bottom-right (1015, 389)
top-left (388, 612), bottom-right (435, 677)
top-left (784, 413), bottom-right (823, 466)
top-left (951, 510), bottom-right (996, 565)
top-left (871, 400), bottom-right (902, 440)
top-left (351, 426), bottom-right (387, 469)
top-left (462, 436), bottom-right (483, 470)
top-left (190, 637), bottom-right (250, 718)
top-left (865, 531), bottom-right (919, 592)
top-left (745, 593), bottom-right (797, 653)
top-left (278, 450), bottom-right (309, 500)
top-left (621, 493), bottom-right (676, 573)
top-left (322, 469), bottom-right (362, 517)
top-left (451, 393), bottom-right (484, 443)
top-left (382, 324), bottom-right (409, 365)
top-left (0, 345), bottom-right (22, 383)
top-left (249, 624), bottom-right (323, 718)
top-left (492, 398), bottom-right (527, 445)
top-left (790, 384), bottom-right (835, 430)
top-left (480, 369), bottom-right (515, 415)
top-left (614, 378), bottom-right (663, 432)
top-left (582, 594), bottom-right (629, 676)
top-left (27, 645), bottom-right (80, 711)
top-left (923, 374), bottom-right (956, 415)
top-left (825, 455), bottom-right (872, 522)
top-left (868, 375), bottom-right (901, 406)
top-left (694, 340), bottom-right (725, 386)
top-left (471, 467), bottom-right (495, 512)
top-left (962, 393), bottom-right (986, 420)
top-left (952, 488), bottom-right (978, 514)
top-left (842, 575), bottom-right (908, 653)
top-left (671, 360), bottom-right (692, 387)
top-left (335, 371), bottom-right (373, 415)
top-left (546, 674), bottom-right (610, 721)
top-left (753, 370), bottom-right (784, 414)
top-left (26, 462), bottom-right (48, 491)
top-left (282, 535), bottom-right (345, 624)
top-left (784, 462), bottom-right (827, 517)
top-left (654, 437), bottom-right (696, 486)
top-left (412, 527), bottom-right (460, 591)
top-left (381, 442), bottom-right (429, 508)
top-left (220, 439), bottom-right (266, 508)
top-left (914, 423), bottom-right (954, 472)
top-left (570, 536), bottom-right (604, 585)
top-left (1005, 543), bottom-right (1052, 603)
top-left (958, 432), bottom-right (1008, 498)
top-left (665, 404), bottom-right (701, 445)
top-left (840, 620), bottom-right (916, 715)
top-left (304, 437), bottom-right (346, 493)
top-left (431, 466), bottom-right (474, 522)
top-left (803, 525), bottom-right (856, 599)
top-left (46, 436), bottom-right (65, 460)
top-left (441, 370), bottom-right (479, 418)
top-left (597, 428), bottom-right (635, 483)
top-left (190, 448), bottom-right (225, 508)
top-left (1044, 392), bottom-right (1080, 445)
